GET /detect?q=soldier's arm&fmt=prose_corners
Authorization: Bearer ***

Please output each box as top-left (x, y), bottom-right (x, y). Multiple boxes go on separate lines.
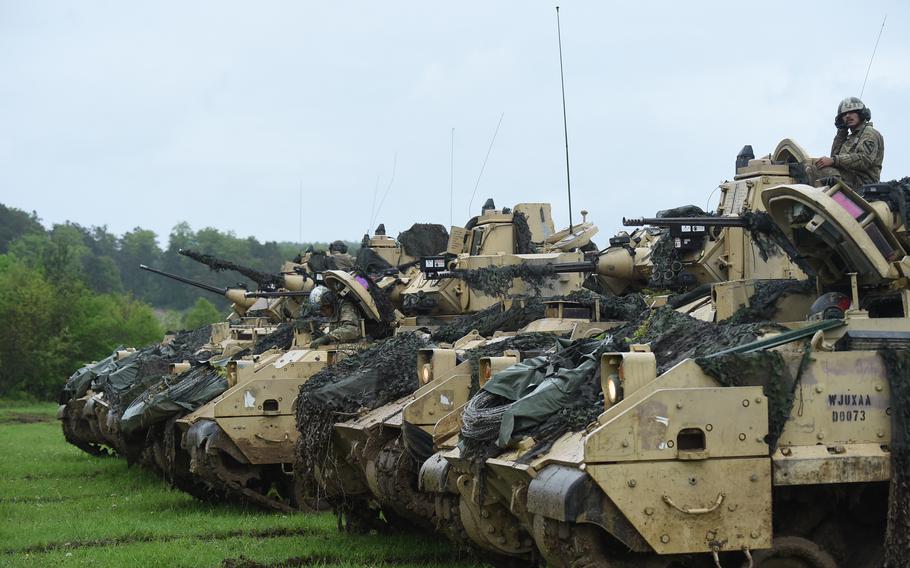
top-left (326, 302), bottom-right (362, 342)
top-left (834, 130), bottom-right (883, 172)
top-left (830, 129), bottom-right (848, 156)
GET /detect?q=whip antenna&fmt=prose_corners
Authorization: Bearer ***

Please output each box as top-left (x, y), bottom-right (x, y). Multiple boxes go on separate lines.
top-left (467, 112), bottom-right (505, 215)
top-left (371, 153), bottom-right (398, 228)
top-left (367, 174), bottom-right (380, 235)
top-left (860, 14), bottom-right (887, 98)
top-left (450, 128), bottom-right (455, 227)
top-left (556, 6), bottom-right (574, 232)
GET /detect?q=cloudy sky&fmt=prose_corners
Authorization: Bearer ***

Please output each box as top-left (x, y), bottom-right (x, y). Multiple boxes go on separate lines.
top-left (2, 1), bottom-right (908, 247)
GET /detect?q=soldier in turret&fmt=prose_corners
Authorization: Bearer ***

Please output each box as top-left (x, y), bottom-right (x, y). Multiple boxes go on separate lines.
top-left (328, 240), bottom-right (355, 271)
top-left (811, 97), bottom-right (884, 189)
top-left (307, 285), bottom-right (362, 347)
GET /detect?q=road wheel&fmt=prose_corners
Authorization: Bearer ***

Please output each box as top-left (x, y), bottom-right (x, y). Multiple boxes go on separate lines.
top-left (747, 537), bottom-right (837, 568)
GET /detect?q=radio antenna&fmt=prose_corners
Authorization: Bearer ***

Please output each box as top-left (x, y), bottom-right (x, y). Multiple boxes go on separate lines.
top-left (298, 181), bottom-right (303, 245)
top-left (371, 153), bottom-right (398, 228)
top-left (860, 14), bottom-right (887, 98)
top-left (467, 112), bottom-right (505, 215)
top-left (450, 128), bottom-right (455, 227)
top-left (366, 174), bottom-right (380, 235)
top-left (556, 6), bottom-right (574, 232)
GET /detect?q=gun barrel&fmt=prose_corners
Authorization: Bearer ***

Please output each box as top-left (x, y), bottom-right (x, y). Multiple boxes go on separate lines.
top-left (178, 248), bottom-right (284, 289)
top-left (550, 261), bottom-right (598, 274)
top-left (139, 265), bottom-right (228, 296)
top-left (244, 290), bottom-right (311, 299)
top-left (622, 216), bottom-right (748, 228)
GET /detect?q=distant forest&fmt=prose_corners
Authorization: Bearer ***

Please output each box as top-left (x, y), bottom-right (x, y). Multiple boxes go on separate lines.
top-left (0, 203), bottom-right (358, 311)
top-left (0, 202), bottom-right (358, 399)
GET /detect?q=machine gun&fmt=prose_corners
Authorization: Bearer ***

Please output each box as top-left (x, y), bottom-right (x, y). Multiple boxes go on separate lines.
top-left (622, 215), bottom-right (749, 251)
top-left (179, 248), bottom-right (313, 292)
top-left (179, 249), bottom-right (291, 290)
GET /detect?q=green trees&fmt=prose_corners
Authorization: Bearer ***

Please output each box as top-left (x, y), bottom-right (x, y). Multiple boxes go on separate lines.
top-left (0, 202), bottom-right (358, 400)
top-left (0, 256), bottom-right (162, 399)
top-left (181, 298), bottom-right (224, 330)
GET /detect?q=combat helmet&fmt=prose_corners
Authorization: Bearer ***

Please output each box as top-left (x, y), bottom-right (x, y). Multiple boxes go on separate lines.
top-left (837, 96), bottom-right (871, 121)
top-left (309, 285), bottom-right (335, 309)
top-left (329, 240), bottom-right (348, 254)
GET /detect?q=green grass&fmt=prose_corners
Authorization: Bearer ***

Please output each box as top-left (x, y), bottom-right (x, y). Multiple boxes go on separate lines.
top-left (0, 402), bottom-right (482, 567)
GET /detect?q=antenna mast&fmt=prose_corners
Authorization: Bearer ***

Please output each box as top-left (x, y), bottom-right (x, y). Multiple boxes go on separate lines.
top-left (467, 112), bottom-right (505, 215)
top-left (556, 6), bottom-right (574, 232)
top-left (860, 15), bottom-right (887, 98)
top-left (450, 128), bottom-right (455, 227)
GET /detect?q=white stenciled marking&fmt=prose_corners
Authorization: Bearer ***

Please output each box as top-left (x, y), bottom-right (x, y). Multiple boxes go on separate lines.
top-left (244, 391), bottom-right (255, 408)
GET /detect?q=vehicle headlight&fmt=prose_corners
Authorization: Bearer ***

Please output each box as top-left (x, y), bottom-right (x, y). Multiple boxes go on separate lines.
top-left (421, 363), bottom-right (433, 384)
top-left (606, 374), bottom-right (622, 404)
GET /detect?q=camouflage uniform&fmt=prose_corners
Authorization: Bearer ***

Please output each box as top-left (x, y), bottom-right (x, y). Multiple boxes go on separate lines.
top-left (321, 299), bottom-right (362, 343)
top-left (330, 251), bottom-right (355, 271)
top-left (829, 122), bottom-right (884, 188)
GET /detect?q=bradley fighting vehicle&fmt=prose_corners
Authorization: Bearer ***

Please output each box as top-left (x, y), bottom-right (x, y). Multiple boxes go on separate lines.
top-left (320, 142), bottom-right (823, 548)
top-left (58, 255), bottom-right (314, 460)
top-left (179, 204), bottom-right (605, 511)
top-left (171, 225), bottom-right (449, 509)
top-left (304, 200), bottom-right (613, 527)
top-left (417, 143), bottom-right (910, 566)
top-left (58, 251), bottom-right (318, 462)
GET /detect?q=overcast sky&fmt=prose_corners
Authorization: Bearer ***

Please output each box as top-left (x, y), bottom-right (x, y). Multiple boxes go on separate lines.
top-left (2, 1), bottom-right (908, 247)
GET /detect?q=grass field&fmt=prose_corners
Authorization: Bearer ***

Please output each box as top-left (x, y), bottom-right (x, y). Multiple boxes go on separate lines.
top-left (0, 401), bottom-right (483, 567)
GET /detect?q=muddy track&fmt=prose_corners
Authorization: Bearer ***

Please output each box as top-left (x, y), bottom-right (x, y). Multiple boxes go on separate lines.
top-left (4, 527), bottom-right (321, 555)
top-left (0, 413), bottom-right (53, 424)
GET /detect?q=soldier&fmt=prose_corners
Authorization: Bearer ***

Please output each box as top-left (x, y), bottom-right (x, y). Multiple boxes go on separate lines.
top-left (307, 285), bottom-right (362, 347)
top-left (811, 97), bottom-right (884, 189)
top-left (328, 240), bottom-right (355, 271)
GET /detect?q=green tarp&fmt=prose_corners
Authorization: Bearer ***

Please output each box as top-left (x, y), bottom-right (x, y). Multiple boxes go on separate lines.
top-left (120, 364), bottom-right (228, 437)
top-left (478, 339), bottom-right (606, 447)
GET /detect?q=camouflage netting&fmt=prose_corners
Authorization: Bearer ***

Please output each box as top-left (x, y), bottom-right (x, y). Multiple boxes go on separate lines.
top-left (453, 264), bottom-right (558, 298)
top-left (647, 205), bottom-right (705, 287)
top-left (251, 322), bottom-right (295, 355)
top-left (648, 232), bottom-right (684, 288)
top-left (558, 288), bottom-right (648, 321)
top-left (60, 325), bottom-right (214, 406)
top-left (354, 247), bottom-right (394, 274)
top-left (180, 248), bottom-right (284, 289)
top-left (294, 332), bottom-right (429, 496)
top-left (397, 223), bottom-right (449, 258)
top-left (458, 307), bottom-right (776, 463)
top-left (431, 298), bottom-right (547, 344)
top-left (857, 177), bottom-right (910, 231)
top-left (740, 211), bottom-right (816, 277)
top-left (625, 306), bottom-right (775, 373)
top-left (695, 349), bottom-right (812, 449)
top-left (667, 283), bottom-right (713, 309)
top-left (879, 348), bottom-right (910, 568)
top-left (725, 279), bottom-right (817, 324)
top-left (305, 251), bottom-right (339, 272)
top-left (513, 211), bottom-right (534, 254)
top-left (120, 363), bottom-right (228, 438)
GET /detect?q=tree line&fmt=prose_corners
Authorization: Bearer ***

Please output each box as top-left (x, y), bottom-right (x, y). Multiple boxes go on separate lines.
top-left (0, 203), bottom-right (357, 400)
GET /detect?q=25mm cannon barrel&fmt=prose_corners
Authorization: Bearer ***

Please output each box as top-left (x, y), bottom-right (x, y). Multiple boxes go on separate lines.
top-left (622, 216), bottom-right (748, 228)
top-left (139, 264), bottom-right (228, 296)
top-left (245, 290), bottom-right (311, 299)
